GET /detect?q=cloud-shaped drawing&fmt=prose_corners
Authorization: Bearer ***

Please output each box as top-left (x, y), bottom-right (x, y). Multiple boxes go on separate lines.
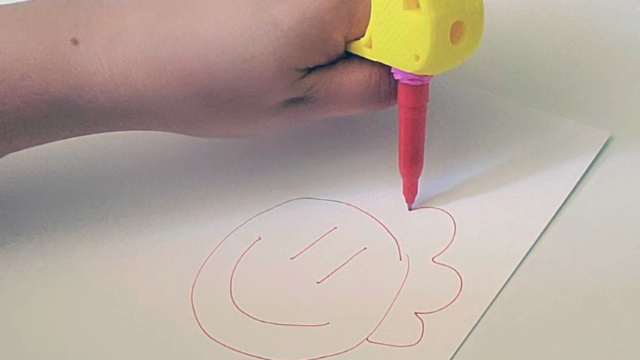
top-left (190, 198), bottom-right (461, 360)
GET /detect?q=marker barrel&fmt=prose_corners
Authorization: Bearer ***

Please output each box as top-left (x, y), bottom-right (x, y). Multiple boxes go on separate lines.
top-left (398, 82), bottom-right (430, 206)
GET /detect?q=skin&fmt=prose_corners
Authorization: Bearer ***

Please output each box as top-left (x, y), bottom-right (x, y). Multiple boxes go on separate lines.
top-left (0, 0), bottom-right (397, 157)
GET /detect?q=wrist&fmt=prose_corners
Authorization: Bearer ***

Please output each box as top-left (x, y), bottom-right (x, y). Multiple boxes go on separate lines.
top-left (0, 1), bottom-right (145, 156)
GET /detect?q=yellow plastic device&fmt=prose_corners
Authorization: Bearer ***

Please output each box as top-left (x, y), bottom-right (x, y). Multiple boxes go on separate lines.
top-left (347, 0), bottom-right (484, 75)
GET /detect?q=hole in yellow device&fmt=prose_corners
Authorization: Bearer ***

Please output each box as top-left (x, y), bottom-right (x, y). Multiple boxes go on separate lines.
top-left (364, 36), bottom-right (373, 49)
top-left (403, 0), bottom-right (420, 11)
top-left (450, 20), bottom-right (466, 45)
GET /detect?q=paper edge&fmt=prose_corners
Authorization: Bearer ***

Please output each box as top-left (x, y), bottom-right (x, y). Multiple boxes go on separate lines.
top-left (448, 133), bottom-right (611, 360)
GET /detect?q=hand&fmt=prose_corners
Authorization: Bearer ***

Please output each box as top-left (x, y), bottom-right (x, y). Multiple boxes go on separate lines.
top-left (0, 0), bottom-right (397, 156)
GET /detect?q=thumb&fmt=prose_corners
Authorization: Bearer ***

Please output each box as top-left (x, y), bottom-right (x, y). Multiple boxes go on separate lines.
top-left (287, 56), bottom-right (397, 119)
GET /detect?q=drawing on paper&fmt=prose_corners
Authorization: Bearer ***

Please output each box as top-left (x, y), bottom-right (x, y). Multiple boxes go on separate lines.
top-left (190, 198), bottom-right (462, 360)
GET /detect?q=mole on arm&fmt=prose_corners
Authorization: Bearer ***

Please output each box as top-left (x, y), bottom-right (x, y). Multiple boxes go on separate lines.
top-left (70, 37), bottom-right (79, 46)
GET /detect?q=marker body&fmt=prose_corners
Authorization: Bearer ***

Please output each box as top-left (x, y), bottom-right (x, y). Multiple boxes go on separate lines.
top-left (398, 81), bottom-right (430, 209)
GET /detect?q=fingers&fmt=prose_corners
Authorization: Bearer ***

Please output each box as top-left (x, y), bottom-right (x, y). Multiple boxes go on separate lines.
top-left (339, 0), bottom-right (372, 43)
top-left (283, 0), bottom-right (371, 69)
top-left (281, 55), bottom-right (397, 120)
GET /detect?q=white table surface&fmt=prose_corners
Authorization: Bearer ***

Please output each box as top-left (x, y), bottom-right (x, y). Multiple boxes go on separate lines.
top-left (447, 1), bottom-right (640, 359)
top-left (2, 0), bottom-right (639, 359)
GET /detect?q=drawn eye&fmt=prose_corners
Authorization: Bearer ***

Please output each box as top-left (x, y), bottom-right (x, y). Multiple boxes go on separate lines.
top-left (316, 247), bottom-right (368, 284)
top-left (289, 226), bottom-right (368, 284)
top-left (290, 226), bottom-right (338, 260)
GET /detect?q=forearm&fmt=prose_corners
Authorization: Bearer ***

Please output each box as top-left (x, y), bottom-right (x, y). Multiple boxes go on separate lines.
top-left (1, 0), bottom-right (395, 156)
top-left (1, 1), bottom-right (96, 156)
top-left (0, 0), bottom-right (187, 157)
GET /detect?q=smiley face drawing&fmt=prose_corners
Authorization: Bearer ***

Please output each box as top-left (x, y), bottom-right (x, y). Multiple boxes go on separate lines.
top-left (190, 198), bottom-right (461, 360)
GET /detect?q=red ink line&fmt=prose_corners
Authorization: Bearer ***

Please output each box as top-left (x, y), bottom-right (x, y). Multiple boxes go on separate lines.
top-left (290, 226), bottom-right (338, 260)
top-left (192, 250), bottom-right (410, 360)
top-left (415, 206), bottom-right (463, 315)
top-left (297, 198), bottom-right (403, 261)
top-left (230, 236), bottom-right (330, 328)
top-left (366, 206), bottom-right (462, 348)
top-left (363, 256), bottom-right (413, 346)
top-left (366, 313), bottom-right (425, 348)
top-left (316, 247), bottom-right (368, 284)
top-left (310, 256), bottom-right (411, 360)
top-left (191, 198), bottom-right (447, 360)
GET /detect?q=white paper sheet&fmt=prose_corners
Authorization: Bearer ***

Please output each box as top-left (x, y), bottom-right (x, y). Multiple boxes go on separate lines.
top-left (0, 80), bottom-right (609, 360)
